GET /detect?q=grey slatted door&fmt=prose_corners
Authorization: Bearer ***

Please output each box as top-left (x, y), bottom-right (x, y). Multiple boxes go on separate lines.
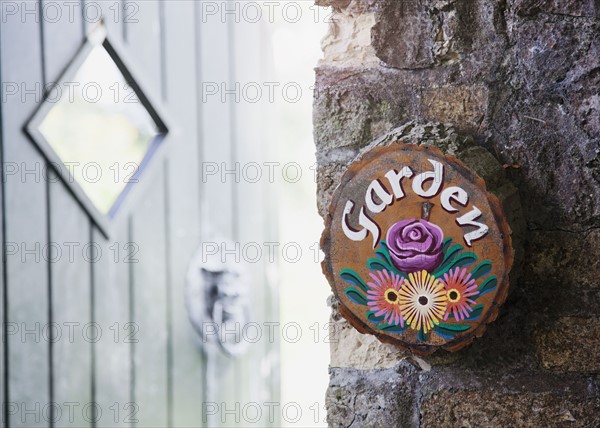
top-left (2, 8), bottom-right (51, 428)
top-left (1, 1), bottom-right (279, 427)
top-left (197, 3), bottom-right (279, 427)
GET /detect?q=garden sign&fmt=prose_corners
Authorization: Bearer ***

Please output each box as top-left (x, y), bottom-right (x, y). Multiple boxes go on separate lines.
top-left (321, 143), bottom-right (513, 354)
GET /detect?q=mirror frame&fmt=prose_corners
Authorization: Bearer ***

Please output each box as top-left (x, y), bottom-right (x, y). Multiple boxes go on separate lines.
top-left (25, 24), bottom-right (169, 238)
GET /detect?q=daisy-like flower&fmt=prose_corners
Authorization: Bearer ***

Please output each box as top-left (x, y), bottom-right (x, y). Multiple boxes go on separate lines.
top-left (441, 267), bottom-right (480, 321)
top-left (399, 270), bottom-right (447, 333)
top-left (366, 269), bottom-right (404, 326)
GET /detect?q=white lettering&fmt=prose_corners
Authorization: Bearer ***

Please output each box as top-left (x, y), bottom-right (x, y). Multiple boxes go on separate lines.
top-left (456, 206), bottom-right (489, 246)
top-left (384, 166), bottom-right (413, 200)
top-left (342, 200), bottom-right (380, 248)
top-left (412, 159), bottom-right (444, 198)
top-left (441, 186), bottom-right (469, 213)
top-left (365, 179), bottom-right (393, 214)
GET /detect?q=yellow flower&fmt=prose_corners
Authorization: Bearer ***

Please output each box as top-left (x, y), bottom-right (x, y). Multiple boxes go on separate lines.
top-left (399, 270), bottom-right (447, 333)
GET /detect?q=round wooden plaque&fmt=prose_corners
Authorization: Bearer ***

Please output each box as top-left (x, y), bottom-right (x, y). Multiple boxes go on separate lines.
top-left (321, 143), bottom-right (513, 354)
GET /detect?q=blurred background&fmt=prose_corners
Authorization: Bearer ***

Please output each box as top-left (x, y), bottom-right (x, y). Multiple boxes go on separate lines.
top-left (271, 5), bottom-right (330, 428)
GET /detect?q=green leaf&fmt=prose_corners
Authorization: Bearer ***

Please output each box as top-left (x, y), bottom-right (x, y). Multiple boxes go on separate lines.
top-left (433, 323), bottom-right (471, 339)
top-left (380, 240), bottom-right (391, 252)
top-left (340, 268), bottom-right (369, 292)
top-left (344, 287), bottom-right (368, 305)
top-left (417, 329), bottom-right (428, 342)
top-left (478, 276), bottom-right (497, 296)
top-left (376, 240), bottom-right (394, 265)
top-left (370, 241), bottom-right (405, 277)
top-left (367, 257), bottom-right (393, 272)
top-left (441, 237), bottom-right (453, 254)
top-left (471, 260), bottom-right (492, 280)
top-left (450, 252), bottom-right (478, 269)
top-left (374, 249), bottom-right (391, 263)
top-left (432, 244), bottom-right (464, 276)
top-left (437, 323), bottom-right (472, 331)
top-left (367, 311), bottom-right (386, 324)
top-left (465, 304), bottom-right (484, 321)
top-left (376, 323), bottom-right (407, 334)
top-left (443, 243), bottom-right (463, 264)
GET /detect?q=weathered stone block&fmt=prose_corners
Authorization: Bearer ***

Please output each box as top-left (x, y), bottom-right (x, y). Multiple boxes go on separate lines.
top-left (525, 230), bottom-right (600, 291)
top-left (328, 316), bottom-right (409, 370)
top-left (487, 12), bottom-right (600, 229)
top-left (422, 85), bottom-right (489, 133)
top-left (326, 364), bottom-right (419, 427)
top-left (422, 389), bottom-right (600, 427)
top-left (329, 315), bottom-right (466, 370)
top-left (315, 0), bottom-right (352, 9)
top-left (317, 161), bottom-right (351, 218)
top-left (313, 68), bottom-right (420, 151)
top-left (315, 0), bottom-right (379, 13)
top-left (565, 35), bottom-right (600, 140)
top-left (515, 0), bottom-right (600, 17)
top-left (371, 0), bottom-right (506, 73)
top-left (371, 0), bottom-right (438, 69)
top-left (534, 317), bottom-right (600, 373)
top-left (521, 231), bottom-right (600, 319)
top-left (320, 10), bottom-right (379, 68)
top-left (509, 17), bottom-right (595, 91)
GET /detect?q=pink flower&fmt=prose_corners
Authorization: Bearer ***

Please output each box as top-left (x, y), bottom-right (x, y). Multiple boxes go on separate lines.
top-left (440, 267), bottom-right (480, 321)
top-left (366, 270), bottom-right (404, 326)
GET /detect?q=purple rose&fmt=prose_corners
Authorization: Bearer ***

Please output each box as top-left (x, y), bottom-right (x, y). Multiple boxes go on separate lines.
top-left (386, 219), bottom-right (444, 274)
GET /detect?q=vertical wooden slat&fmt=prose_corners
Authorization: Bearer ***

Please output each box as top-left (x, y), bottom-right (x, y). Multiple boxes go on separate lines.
top-left (1, 34), bottom-right (5, 426)
top-left (230, 7), bottom-right (266, 422)
top-left (1, 7), bottom-right (49, 428)
top-left (231, 9), bottom-right (280, 426)
top-left (199, 4), bottom-right (234, 236)
top-left (163, 1), bottom-right (204, 427)
top-left (80, 2), bottom-right (133, 427)
top-left (0, 16), bottom-right (6, 423)
top-left (198, 8), bottom-right (238, 428)
top-left (130, 170), bottom-right (169, 428)
top-left (1, 179), bottom-right (4, 428)
top-left (41, 0), bottom-right (83, 83)
top-left (125, 2), bottom-right (169, 426)
top-left (48, 174), bottom-right (92, 428)
top-left (92, 223), bottom-right (132, 428)
top-left (40, 5), bottom-right (92, 427)
top-left (123, 0), bottom-right (162, 97)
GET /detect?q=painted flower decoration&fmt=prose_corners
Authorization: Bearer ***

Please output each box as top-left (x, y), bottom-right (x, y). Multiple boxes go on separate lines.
top-left (386, 219), bottom-right (444, 274)
top-left (366, 270), bottom-right (404, 326)
top-left (399, 270), bottom-right (447, 333)
top-left (341, 217), bottom-right (499, 344)
top-left (441, 267), bottom-right (480, 321)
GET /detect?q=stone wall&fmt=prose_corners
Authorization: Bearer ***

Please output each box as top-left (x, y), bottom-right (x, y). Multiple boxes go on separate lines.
top-left (314, 1), bottom-right (600, 426)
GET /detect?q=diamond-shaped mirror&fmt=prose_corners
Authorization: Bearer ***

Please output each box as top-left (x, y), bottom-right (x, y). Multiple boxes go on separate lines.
top-left (26, 26), bottom-right (167, 235)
